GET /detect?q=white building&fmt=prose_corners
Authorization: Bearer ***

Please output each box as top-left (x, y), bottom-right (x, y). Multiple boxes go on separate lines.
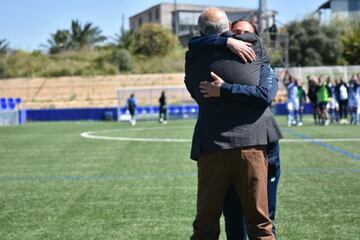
top-left (129, 2), bottom-right (276, 45)
top-left (317, 0), bottom-right (360, 19)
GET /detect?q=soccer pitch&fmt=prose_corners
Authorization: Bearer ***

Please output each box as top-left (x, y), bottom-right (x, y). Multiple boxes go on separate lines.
top-left (0, 118), bottom-right (359, 240)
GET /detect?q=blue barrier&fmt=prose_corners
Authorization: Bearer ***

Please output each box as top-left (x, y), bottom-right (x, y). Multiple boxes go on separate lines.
top-left (27, 108), bottom-right (118, 121)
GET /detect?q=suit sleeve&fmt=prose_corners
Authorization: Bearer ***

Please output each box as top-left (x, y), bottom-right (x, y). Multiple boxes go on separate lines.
top-left (184, 76), bottom-right (196, 100)
top-left (219, 64), bottom-right (278, 107)
top-left (188, 35), bottom-right (228, 51)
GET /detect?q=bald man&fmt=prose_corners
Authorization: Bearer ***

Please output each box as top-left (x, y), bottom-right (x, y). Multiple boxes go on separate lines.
top-left (185, 8), bottom-right (281, 240)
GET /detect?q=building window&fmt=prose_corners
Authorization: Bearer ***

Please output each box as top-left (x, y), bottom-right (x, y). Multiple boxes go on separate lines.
top-left (149, 12), bottom-right (152, 22)
top-left (155, 8), bottom-right (159, 20)
top-left (138, 17), bottom-right (142, 27)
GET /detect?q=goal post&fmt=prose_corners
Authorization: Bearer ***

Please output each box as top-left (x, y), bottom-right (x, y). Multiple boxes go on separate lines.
top-left (116, 85), bottom-right (197, 121)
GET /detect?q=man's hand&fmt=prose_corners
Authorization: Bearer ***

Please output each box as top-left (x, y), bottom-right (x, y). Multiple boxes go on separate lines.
top-left (227, 38), bottom-right (256, 63)
top-left (199, 72), bottom-right (225, 98)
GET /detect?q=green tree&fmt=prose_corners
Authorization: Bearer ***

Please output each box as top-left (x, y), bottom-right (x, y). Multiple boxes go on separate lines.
top-left (342, 24), bottom-right (360, 65)
top-left (133, 23), bottom-right (178, 56)
top-left (0, 39), bottom-right (9, 54)
top-left (286, 18), bottom-right (342, 66)
top-left (69, 19), bottom-right (106, 50)
top-left (46, 30), bottom-right (70, 54)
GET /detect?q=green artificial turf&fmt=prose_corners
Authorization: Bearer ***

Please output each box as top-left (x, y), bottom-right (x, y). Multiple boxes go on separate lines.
top-left (0, 117), bottom-right (359, 239)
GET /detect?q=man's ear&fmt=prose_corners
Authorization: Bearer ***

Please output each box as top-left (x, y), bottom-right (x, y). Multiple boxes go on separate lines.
top-left (228, 21), bottom-right (232, 29)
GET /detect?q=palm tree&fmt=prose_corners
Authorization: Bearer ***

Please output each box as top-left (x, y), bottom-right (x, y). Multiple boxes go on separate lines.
top-left (46, 30), bottom-right (70, 54)
top-left (0, 39), bottom-right (9, 54)
top-left (69, 19), bottom-right (106, 50)
top-left (113, 29), bottom-right (136, 50)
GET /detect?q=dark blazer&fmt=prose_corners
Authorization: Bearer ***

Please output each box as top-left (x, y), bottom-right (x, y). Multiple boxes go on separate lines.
top-left (187, 31), bottom-right (279, 107)
top-left (185, 31), bottom-right (282, 160)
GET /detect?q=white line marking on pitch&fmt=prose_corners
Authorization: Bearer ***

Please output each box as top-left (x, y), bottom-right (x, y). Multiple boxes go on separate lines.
top-left (281, 138), bottom-right (360, 142)
top-left (81, 131), bottom-right (191, 142)
top-left (81, 128), bottom-right (360, 143)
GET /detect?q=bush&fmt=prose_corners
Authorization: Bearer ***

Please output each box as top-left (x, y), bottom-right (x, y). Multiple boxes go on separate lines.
top-left (133, 23), bottom-right (178, 56)
top-left (111, 49), bottom-right (133, 71)
top-left (0, 59), bottom-right (7, 78)
top-left (133, 47), bottom-right (185, 73)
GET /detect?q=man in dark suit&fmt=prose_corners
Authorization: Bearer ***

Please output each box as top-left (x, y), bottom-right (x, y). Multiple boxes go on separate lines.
top-left (189, 19), bottom-right (282, 239)
top-left (185, 8), bottom-right (281, 240)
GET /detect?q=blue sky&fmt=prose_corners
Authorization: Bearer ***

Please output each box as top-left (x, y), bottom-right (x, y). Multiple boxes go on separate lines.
top-left (0, 0), bottom-right (327, 50)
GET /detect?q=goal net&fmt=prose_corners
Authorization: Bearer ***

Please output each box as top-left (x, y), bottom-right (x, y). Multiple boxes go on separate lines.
top-left (116, 85), bottom-right (197, 121)
top-left (0, 110), bottom-right (19, 126)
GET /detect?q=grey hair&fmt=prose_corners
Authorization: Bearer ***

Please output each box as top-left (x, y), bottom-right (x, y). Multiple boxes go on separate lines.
top-left (197, 8), bottom-right (230, 35)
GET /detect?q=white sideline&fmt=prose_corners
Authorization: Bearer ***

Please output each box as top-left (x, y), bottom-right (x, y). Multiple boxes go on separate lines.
top-left (80, 128), bottom-right (360, 143)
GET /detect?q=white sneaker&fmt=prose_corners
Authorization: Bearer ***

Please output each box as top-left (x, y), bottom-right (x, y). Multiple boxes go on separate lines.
top-left (325, 119), bottom-right (330, 126)
top-left (288, 119), bottom-right (292, 127)
top-left (297, 122), bottom-right (303, 126)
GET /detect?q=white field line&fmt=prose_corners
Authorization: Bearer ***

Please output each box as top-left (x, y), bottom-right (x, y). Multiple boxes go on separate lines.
top-left (80, 128), bottom-right (360, 143)
top-left (281, 138), bottom-right (360, 142)
top-left (81, 131), bottom-right (191, 142)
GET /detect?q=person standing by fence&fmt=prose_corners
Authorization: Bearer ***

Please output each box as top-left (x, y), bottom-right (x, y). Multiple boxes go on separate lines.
top-left (336, 78), bottom-right (349, 124)
top-left (296, 79), bottom-right (306, 126)
top-left (348, 75), bottom-right (359, 125)
top-left (316, 76), bottom-right (331, 126)
top-left (356, 77), bottom-right (360, 125)
top-left (126, 93), bottom-right (137, 126)
top-left (158, 91), bottom-right (167, 124)
top-left (307, 76), bottom-right (320, 125)
top-left (283, 72), bottom-right (299, 126)
top-left (327, 77), bottom-right (339, 124)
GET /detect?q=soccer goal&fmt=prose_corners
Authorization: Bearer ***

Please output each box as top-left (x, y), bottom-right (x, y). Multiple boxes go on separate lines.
top-left (0, 97), bottom-right (24, 126)
top-left (0, 110), bottom-right (19, 126)
top-left (116, 85), bottom-right (197, 121)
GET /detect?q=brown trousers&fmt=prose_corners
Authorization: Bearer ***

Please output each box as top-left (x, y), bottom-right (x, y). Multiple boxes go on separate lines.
top-left (191, 146), bottom-right (275, 240)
